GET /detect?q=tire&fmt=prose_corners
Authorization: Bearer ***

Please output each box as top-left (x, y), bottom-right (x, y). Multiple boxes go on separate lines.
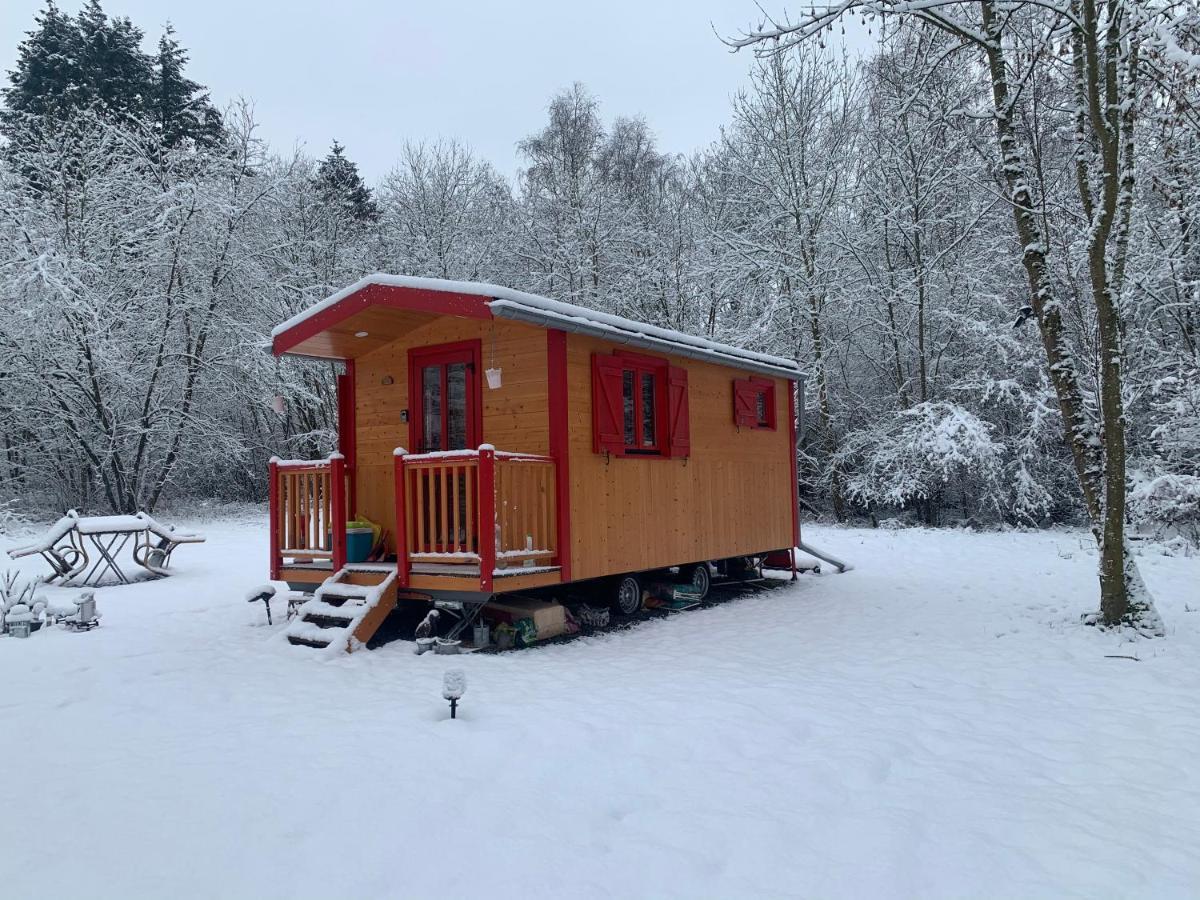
top-left (611, 573), bottom-right (643, 616)
top-left (684, 564), bottom-right (711, 601)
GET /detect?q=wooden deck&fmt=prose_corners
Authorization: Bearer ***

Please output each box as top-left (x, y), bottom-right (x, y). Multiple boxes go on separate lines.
top-left (279, 560), bottom-right (562, 597)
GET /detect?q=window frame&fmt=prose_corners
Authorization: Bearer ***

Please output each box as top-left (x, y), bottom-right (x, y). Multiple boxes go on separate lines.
top-left (733, 376), bottom-right (777, 431)
top-left (616, 352), bottom-right (666, 456)
top-left (591, 349), bottom-right (690, 460)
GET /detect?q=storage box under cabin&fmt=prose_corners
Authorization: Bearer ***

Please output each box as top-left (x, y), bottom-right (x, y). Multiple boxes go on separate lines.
top-left (268, 277), bottom-right (802, 616)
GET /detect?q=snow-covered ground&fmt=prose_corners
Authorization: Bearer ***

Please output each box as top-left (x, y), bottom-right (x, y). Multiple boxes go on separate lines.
top-left (2, 516), bottom-right (1199, 899)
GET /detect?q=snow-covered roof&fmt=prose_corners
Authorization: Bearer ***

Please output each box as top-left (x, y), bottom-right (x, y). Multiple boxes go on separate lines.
top-left (272, 274), bottom-right (804, 380)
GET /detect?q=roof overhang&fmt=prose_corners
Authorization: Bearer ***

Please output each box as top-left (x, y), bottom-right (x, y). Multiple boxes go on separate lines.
top-left (272, 274), bottom-right (806, 380)
top-left (271, 281), bottom-right (492, 360)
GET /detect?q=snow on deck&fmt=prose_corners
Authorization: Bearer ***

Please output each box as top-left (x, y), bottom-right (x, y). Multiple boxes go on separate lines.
top-left (2, 518), bottom-right (1199, 898)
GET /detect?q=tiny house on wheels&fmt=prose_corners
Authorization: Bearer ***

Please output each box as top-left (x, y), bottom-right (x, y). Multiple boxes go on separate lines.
top-left (267, 274), bottom-right (805, 650)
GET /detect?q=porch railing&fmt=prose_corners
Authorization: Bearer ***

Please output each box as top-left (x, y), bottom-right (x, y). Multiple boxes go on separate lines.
top-left (269, 454), bottom-right (347, 579)
top-left (394, 446), bottom-right (557, 591)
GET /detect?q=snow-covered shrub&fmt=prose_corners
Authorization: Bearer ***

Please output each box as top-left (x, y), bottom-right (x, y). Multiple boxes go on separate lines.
top-left (0, 500), bottom-right (33, 537)
top-left (0, 570), bottom-right (43, 634)
top-left (1147, 373), bottom-right (1200, 470)
top-left (1129, 472), bottom-right (1200, 546)
top-left (843, 402), bottom-right (1003, 519)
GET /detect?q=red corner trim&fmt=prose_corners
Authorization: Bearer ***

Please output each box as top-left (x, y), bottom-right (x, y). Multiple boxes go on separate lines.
top-left (330, 454), bottom-right (347, 572)
top-left (547, 330), bottom-right (572, 581)
top-left (337, 359), bottom-right (357, 516)
top-left (788, 379), bottom-right (800, 549)
top-left (268, 459), bottom-right (280, 581)
top-left (272, 282), bottom-right (494, 357)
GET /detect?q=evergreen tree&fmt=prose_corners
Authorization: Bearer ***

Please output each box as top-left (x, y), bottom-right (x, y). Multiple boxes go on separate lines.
top-left (73, 0), bottom-right (152, 117)
top-left (1, 2), bottom-right (223, 149)
top-left (316, 141), bottom-right (379, 222)
top-left (151, 26), bottom-right (223, 148)
top-left (0, 2), bottom-right (82, 132)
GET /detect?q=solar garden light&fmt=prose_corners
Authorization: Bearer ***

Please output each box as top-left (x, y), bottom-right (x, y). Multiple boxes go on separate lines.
top-left (443, 669), bottom-right (467, 719)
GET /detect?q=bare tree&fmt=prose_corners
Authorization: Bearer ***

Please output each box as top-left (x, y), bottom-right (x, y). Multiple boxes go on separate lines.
top-left (728, 0), bottom-right (1199, 629)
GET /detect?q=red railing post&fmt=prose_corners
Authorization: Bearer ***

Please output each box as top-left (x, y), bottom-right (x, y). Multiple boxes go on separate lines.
top-left (393, 448), bottom-right (409, 588)
top-left (330, 453), bottom-right (346, 572)
top-left (268, 458), bottom-right (280, 581)
top-left (478, 445), bottom-right (496, 593)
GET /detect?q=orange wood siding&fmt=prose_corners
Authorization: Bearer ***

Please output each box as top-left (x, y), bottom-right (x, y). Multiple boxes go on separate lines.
top-left (352, 317), bottom-right (548, 550)
top-left (564, 333), bottom-right (794, 581)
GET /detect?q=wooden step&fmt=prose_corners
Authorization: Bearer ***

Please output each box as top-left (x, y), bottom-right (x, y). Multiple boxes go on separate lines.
top-left (303, 599), bottom-right (359, 620)
top-left (286, 618), bottom-right (342, 646)
top-left (287, 634), bottom-right (332, 649)
top-left (285, 567), bottom-right (399, 653)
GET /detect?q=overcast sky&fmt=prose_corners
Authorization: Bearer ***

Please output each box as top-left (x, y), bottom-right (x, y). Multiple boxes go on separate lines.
top-left (2, 1), bottom-right (869, 182)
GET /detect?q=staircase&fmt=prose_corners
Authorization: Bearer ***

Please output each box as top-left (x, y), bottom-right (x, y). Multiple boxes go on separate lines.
top-left (286, 567), bottom-right (398, 653)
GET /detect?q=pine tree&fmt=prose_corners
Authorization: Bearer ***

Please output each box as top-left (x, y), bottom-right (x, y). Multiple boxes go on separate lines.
top-left (72, 0), bottom-right (152, 118)
top-left (151, 26), bottom-right (223, 147)
top-left (0, 2), bottom-right (82, 134)
top-left (316, 142), bottom-right (379, 222)
top-left (2, 2), bottom-right (223, 150)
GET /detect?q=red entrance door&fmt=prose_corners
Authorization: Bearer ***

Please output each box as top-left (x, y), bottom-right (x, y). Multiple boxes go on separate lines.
top-left (408, 341), bottom-right (483, 555)
top-left (409, 340), bottom-right (482, 454)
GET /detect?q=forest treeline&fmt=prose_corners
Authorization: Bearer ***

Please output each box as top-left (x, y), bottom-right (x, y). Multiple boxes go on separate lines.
top-left (0, 1), bottom-right (1196, 553)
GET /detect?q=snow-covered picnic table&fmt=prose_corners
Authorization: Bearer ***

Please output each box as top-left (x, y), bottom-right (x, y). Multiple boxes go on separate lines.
top-left (7, 510), bottom-right (205, 586)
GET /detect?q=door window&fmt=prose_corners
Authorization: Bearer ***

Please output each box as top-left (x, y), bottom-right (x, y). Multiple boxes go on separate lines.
top-left (410, 341), bottom-right (481, 454)
top-left (421, 364), bottom-right (443, 452)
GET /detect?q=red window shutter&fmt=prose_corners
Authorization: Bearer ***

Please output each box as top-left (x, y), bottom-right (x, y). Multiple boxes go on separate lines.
top-left (666, 366), bottom-right (690, 457)
top-left (732, 378), bottom-right (756, 427)
top-left (592, 353), bottom-right (625, 454)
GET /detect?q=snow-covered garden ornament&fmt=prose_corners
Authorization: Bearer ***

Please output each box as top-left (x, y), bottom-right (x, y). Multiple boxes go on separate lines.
top-left (246, 584), bottom-right (276, 624)
top-left (74, 590), bottom-right (98, 629)
top-left (6, 603), bottom-right (33, 638)
top-left (414, 609), bottom-right (440, 654)
top-left (443, 669), bottom-right (466, 719)
top-left (1, 570), bottom-right (42, 636)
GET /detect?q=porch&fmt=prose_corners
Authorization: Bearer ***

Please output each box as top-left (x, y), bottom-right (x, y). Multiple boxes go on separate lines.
top-left (268, 446), bottom-right (562, 596)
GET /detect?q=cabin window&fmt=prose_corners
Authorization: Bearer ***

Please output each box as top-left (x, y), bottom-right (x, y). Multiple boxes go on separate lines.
top-left (614, 359), bottom-right (661, 454)
top-left (733, 377), bottom-right (776, 430)
top-left (592, 351), bottom-right (689, 458)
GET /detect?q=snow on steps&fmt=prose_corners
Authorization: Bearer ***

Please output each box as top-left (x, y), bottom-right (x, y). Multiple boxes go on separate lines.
top-left (285, 568), bottom-right (398, 653)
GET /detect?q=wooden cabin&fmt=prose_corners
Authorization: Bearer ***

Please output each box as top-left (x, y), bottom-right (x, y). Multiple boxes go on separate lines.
top-left (267, 275), bottom-right (804, 650)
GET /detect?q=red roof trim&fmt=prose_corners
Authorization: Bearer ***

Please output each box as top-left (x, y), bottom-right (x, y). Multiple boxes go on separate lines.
top-left (271, 283), bottom-right (494, 357)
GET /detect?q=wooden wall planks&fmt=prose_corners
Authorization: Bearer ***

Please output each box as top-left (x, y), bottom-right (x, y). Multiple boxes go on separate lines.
top-left (563, 333), bottom-right (794, 581)
top-left (352, 316), bottom-right (549, 550)
top-left (343, 308), bottom-right (793, 579)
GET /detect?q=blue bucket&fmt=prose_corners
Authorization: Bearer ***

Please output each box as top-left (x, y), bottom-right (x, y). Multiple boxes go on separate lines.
top-left (346, 526), bottom-right (374, 563)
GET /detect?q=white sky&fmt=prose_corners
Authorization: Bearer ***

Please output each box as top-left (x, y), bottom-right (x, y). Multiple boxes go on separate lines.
top-left (2, 1), bottom-right (871, 182)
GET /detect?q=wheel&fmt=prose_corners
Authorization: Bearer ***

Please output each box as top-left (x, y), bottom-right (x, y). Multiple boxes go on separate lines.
top-left (611, 573), bottom-right (643, 616)
top-left (684, 564), bottom-right (711, 601)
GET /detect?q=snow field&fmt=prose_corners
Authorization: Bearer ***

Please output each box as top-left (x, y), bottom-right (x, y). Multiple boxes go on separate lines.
top-left (1, 518), bottom-right (1198, 899)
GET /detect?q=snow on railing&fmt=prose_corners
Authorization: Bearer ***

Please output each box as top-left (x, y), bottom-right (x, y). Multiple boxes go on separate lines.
top-left (269, 454), bottom-right (347, 578)
top-left (393, 445), bottom-right (557, 590)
